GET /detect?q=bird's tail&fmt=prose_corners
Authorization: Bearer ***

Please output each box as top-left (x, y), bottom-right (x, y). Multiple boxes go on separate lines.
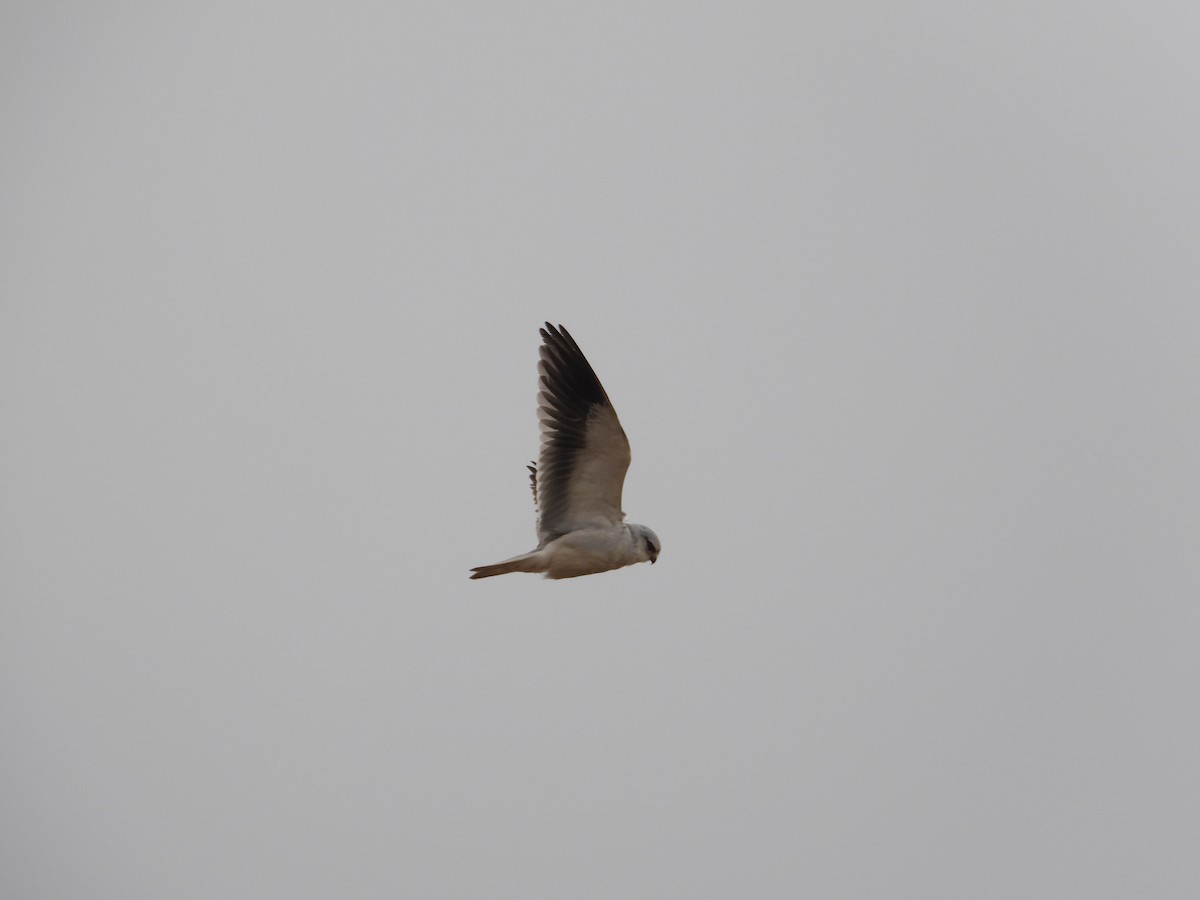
top-left (469, 550), bottom-right (544, 580)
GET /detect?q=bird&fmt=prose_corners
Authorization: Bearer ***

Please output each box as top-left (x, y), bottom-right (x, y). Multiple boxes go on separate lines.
top-left (470, 323), bottom-right (661, 579)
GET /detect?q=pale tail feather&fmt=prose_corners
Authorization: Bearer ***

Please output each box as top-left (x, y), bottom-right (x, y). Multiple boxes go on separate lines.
top-left (469, 550), bottom-right (544, 580)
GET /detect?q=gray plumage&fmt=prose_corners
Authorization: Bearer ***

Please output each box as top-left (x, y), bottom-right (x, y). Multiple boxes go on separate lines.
top-left (471, 323), bottom-right (661, 580)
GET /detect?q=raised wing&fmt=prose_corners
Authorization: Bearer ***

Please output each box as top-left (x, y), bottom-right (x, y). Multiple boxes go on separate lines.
top-left (534, 323), bottom-right (631, 544)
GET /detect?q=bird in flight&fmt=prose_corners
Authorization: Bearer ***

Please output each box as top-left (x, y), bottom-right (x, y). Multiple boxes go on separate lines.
top-left (471, 323), bottom-right (661, 579)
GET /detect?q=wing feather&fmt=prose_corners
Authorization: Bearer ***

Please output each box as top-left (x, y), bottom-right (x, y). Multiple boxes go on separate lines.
top-left (534, 323), bottom-right (631, 544)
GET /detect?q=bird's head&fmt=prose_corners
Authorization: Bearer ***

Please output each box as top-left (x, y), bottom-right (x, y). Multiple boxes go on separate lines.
top-left (630, 524), bottom-right (661, 565)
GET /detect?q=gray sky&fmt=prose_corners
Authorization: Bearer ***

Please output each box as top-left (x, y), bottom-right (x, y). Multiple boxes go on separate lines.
top-left (3, 2), bottom-right (1199, 898)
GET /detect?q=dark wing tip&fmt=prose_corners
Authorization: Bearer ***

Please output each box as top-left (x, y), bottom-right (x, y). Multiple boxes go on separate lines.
top-left (537, 323), bottom-right (609, 409)
top-left (540, 322), bottom-right (566, 348)
top-left (540, 322), bottom-right (577, 346)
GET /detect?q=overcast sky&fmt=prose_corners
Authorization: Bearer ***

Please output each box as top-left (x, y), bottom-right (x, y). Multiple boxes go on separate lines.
top-left (3, 2), bottom-right (1199, 898)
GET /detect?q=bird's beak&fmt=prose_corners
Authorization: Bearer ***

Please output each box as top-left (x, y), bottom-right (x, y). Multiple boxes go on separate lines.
top-left (650, 554), bottom-right (657, 564)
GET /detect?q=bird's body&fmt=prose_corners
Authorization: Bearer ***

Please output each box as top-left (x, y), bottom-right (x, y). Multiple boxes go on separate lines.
top-left (471, 324), bottom-right (660, 580)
